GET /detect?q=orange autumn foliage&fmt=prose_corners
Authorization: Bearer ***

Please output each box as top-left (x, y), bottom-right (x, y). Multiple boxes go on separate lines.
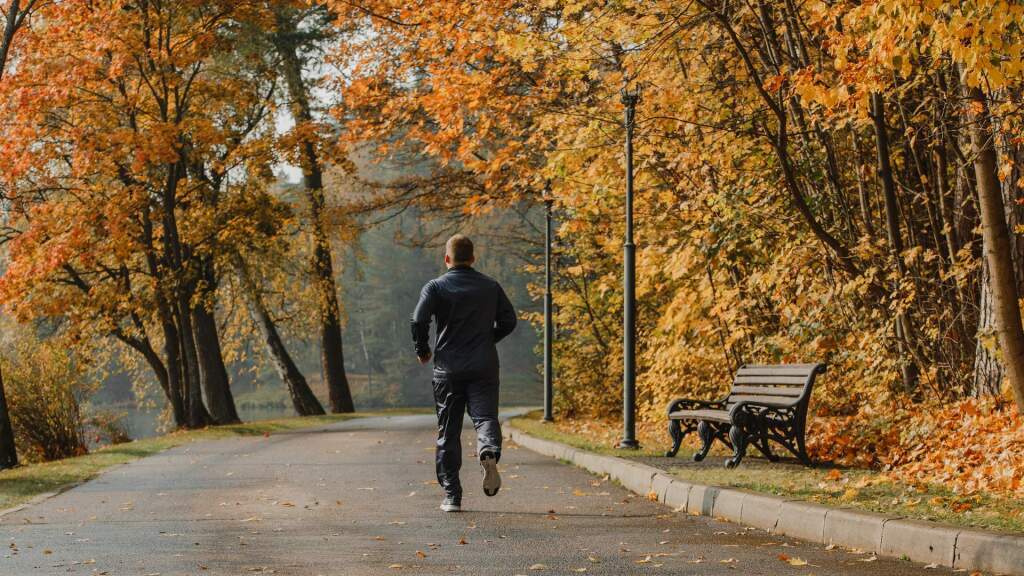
top-left (811, 397), bottom-right (1024, 496)
top-left (334, 0), bottom-right (1024, 497)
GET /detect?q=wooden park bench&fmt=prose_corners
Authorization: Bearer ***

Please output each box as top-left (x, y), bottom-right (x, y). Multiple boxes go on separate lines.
top-left (664, 363), bottom-right (826, 468)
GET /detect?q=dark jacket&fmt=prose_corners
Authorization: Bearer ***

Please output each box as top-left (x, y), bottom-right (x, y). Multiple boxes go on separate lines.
top-left (411, 266), bottom-right (517, 378)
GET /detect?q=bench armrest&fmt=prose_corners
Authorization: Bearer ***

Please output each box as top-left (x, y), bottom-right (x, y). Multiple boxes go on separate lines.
top-left (667, 397), bottom-right (726, 414)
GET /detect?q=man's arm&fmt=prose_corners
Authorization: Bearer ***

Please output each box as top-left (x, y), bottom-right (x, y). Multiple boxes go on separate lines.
top-left (411, 281), bottom-right (436, 362)
top-left (494, 284), bottom-right (517, 343)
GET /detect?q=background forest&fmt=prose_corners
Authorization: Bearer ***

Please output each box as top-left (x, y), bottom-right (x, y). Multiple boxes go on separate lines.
top-left (1, 0), bottom-right (1024, 502)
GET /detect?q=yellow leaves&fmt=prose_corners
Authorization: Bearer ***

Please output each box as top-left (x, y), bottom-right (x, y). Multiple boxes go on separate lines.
top-left (839, 488), bottom-right (860, 502)
top-left (778, 554), bottom-right (809, 566)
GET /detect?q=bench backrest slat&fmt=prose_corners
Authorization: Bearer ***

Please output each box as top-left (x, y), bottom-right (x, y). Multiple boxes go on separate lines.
top-left (733, 375), bottom-right (810, 386)
top-left (725, 394), bottom-right (797, 407)
top-left (736, 366), bottom-right (819, 376)
top-left (729, 385), bottom-right (803, 397)
top-left (725, 363), bottom-right (825, 407)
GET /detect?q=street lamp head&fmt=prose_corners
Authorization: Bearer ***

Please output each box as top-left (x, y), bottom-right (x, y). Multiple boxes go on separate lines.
top-left (542, 179), bottom-right (554, 205)
top-left (620, 84), bottom-right (642, 107)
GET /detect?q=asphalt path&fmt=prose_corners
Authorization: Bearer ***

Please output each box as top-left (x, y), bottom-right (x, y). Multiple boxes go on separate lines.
top-left (1, 413), bottom-right (959, 575)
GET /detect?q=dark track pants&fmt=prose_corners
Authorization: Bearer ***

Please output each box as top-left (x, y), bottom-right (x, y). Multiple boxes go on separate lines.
top-left (432, 374), bottom-right (501, 497)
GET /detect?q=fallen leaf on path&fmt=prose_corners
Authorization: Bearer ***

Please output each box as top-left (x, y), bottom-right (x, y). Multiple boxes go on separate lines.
top-left (635, 556), bottom-right (652, 564)
top-left (779, 554), bottom-right (808, 566)
top-left (458, 537), bottom-right (468, 545)
top-left (528, 564), bottom-right (547, 571)
top-left (416, 550), bottom-right (427, 559)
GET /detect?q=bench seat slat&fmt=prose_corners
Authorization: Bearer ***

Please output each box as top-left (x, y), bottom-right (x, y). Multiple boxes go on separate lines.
top-left (669, 409), bottom-right (730, 423)
top-left (729, 385), bottom-right (804, 397)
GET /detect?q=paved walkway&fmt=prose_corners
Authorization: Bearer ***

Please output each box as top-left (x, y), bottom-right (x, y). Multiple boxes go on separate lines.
top-left (1, 414), bottom-right (957, 575)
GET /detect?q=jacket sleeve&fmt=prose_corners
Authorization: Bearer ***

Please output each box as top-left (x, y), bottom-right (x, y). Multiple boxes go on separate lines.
top-left (411, 281), bottom-right (436, 357)
top-left (493, 283), bottom-right (517, 343)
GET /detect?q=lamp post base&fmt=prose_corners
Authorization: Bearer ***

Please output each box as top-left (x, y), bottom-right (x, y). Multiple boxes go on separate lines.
top-left (618, 438), bottom-right (640, 450)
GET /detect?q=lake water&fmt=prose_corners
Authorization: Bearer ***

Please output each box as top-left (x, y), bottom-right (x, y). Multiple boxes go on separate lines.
top-left (119, 404), bottom-right (299, 439)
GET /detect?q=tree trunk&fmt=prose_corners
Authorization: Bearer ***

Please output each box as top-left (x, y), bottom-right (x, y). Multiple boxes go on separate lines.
top-left (0, 364), bottom-right (18, 470)
top-left (234, 254), bottom-right (325, 416)
top-left (273, 15), bottom-right (354, 413)
top-left (191, 256), bottom-right (240, 425)
top-left (193, 304), bottom-right (240, 425)
top-left (974, 259), bottom-right (1005, 397)
top-left (870, 92), bottom-right (920, 395)
top-left (359, 317), bottom-right (372, 393)
top-left (159, 311), bottom-right (188, 427)
top-left (176, 298), bottom-right (210, 428)
top-left (967, 87), bottom-right (1024, 413)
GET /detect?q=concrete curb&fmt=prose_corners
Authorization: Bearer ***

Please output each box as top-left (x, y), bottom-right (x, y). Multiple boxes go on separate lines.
top-left (506, 427), bottom-right (1024, 576)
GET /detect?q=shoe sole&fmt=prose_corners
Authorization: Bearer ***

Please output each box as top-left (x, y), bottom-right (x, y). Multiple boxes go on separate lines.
top-left (481, 454), bottom-right (501, 497)
top-left (440, 504), bottom-right (461, 512)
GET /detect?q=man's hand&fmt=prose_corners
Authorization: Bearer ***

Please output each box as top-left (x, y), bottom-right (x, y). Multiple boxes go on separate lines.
top-left (417, 351), bottom-right (432, 365)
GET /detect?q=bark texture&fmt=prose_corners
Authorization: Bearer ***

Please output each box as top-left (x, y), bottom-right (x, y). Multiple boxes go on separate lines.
top-left (967, 87), bottom-right (1024, 412)
top-left (193, 304), bottom-right (241, 425)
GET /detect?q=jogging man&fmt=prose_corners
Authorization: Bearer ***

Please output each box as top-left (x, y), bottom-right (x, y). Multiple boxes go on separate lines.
top-left (411, 234), bottom-right (517, 512)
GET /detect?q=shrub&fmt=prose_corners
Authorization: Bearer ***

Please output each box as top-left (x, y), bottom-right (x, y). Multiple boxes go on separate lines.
top-left (86, 410), bottom-right (132, 446)
top-left (3, 328), bottom-right (91, 462)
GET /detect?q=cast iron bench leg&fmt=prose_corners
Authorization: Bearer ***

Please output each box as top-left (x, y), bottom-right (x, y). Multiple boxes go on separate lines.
top-left (752, 415), bottom-right (779, 462)
top-left (666, 419), bottom-right (683, 457)
top-left (693, 420), bottom-right (714, 462)
top-left (725, 419), bottom-right (748, 469)
top-left (796, 431), bottom-right (814, 467)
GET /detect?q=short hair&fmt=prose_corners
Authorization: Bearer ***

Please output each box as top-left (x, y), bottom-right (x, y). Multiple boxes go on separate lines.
top-left (446, 234), bottom-right (474, 264)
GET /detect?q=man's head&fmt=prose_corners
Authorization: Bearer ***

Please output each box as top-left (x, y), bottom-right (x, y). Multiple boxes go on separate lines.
top-left (445, 234), bottom-right (475, 269)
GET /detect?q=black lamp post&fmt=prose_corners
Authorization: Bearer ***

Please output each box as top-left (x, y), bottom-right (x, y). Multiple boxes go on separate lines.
top-left (543, 187), bottom-right (554, 423)
top-left (619, 86), bottom-right (640, 450)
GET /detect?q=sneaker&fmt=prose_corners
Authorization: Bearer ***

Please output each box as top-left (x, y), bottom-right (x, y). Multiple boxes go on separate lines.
top-left (440, 494), bottom-right (461, 513)
top-left (480, 452), bottom-right (501, 497)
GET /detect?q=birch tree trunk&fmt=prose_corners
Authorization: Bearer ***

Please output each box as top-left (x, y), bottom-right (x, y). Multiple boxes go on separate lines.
top-left (967, 87), bottom-right (1024, 412)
